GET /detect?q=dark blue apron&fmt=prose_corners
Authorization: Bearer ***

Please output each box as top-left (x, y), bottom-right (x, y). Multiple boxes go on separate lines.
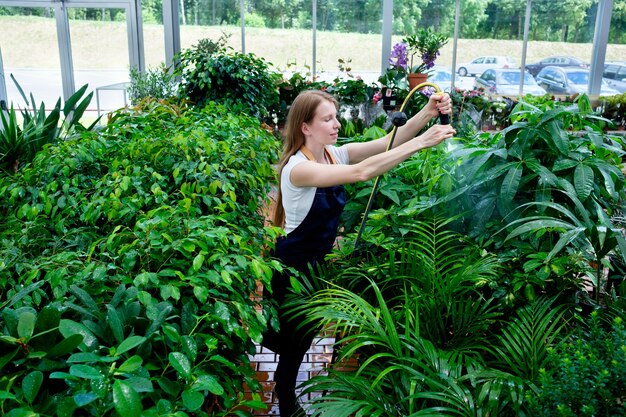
top-left (262, 146), bottom-right (346, 342)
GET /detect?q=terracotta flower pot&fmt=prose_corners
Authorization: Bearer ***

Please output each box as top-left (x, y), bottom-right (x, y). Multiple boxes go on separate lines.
top-left (408, 72), bottom-right (428, 90)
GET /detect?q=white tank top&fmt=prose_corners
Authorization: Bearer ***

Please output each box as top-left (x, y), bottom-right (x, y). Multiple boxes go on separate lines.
top-left (281, 145), bottom-right (349, 234)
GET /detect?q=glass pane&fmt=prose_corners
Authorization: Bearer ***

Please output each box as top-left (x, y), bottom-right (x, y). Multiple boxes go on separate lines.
top-left (392, 0), bottom-right (455, 91)
top-left (455, 0), bottom-right (526, 92)
top-left (526, 0), bottom-right (596, 96)
top-left (241, 0), bottom-right (313, 76)
top-left (605, 4), bottom-right (626, 93)
top-left (142, 1), bottom-right (166, 68)
top-left (68, 7), bottom-right (130, 116)
top-left (0, 8), bottom-right (63, 111)
top-left (178, 1), bottom-right (243, 60)
top-left (314, 0), bottom-right (383, 84)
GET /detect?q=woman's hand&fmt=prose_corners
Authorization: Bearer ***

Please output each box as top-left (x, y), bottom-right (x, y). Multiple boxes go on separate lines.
top-left (426, 92), bottom-right (453, 119)
top-left (416, 123), bottom-right (456, 149)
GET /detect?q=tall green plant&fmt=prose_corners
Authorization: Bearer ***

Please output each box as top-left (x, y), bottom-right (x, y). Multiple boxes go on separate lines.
top-left (0, 75), bottom-right (97, 174)
top-left (0, 100), bottom-right (282, 416)
top-left (176, 37), bottom-right (281, 121)
top-left (288, 218), bottom-right (533, 416)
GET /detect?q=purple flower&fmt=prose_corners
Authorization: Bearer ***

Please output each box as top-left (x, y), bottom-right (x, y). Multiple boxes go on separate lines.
top-left (389, 42), bottom-right (408, 70)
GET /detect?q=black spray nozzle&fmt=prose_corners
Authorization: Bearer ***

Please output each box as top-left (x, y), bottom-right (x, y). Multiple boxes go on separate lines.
top-left (439, 113), bottom-right (450, 125)
top-left (389, 111), bottom-right (407, 127)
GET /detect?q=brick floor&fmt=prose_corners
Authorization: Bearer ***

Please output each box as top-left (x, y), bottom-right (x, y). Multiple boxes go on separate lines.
top-left (247, 337), bottom-right (336, 416)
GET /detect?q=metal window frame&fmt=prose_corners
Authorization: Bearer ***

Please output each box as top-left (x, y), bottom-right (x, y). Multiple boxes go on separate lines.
top-left (0, 0), bottom-right (616, 101)
top-left (0, 0), bottom-right (143, 101)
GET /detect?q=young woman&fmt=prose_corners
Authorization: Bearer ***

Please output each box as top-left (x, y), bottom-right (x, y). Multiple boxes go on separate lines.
top-left (262, 89), bottom-right (455, 417)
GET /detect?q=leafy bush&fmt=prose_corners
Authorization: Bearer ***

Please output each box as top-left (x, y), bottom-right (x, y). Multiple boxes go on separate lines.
top-left (0, 99), bottom-right (283, 416)
top-left (128, 64), bottom-right (178, 104)
top-left (528, 313), bottom-right (626, 417)
top-left (177, 37), bottom-right (281, 121)
top-left (442, 94), bottom-right (626, 306)
top-left (600, 92), bottom-right (626, 130)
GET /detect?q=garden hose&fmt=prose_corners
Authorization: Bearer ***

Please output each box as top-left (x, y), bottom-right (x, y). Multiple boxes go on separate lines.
top-left (353, 81), bottom-right (449, 250)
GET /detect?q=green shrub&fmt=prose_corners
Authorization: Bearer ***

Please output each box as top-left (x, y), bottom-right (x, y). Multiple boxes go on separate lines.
top-left (177, 37), bottom-right (281, 122)
top-left (528, 313), bottom-right (626, 417)
top-left (600, 92), bottom-right (626, 130)
top-left (0, 100), bottom-right (282, 416)
top-left (128, 64), bottom-right (178, 105)
top-left (0, 76), bottom-right (96, 174)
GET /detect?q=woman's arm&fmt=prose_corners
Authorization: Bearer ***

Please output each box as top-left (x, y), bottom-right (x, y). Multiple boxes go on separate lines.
top-left (290, 123), bottom-right (456, 188)
top-left (346, 93), bottom-right (451, 164)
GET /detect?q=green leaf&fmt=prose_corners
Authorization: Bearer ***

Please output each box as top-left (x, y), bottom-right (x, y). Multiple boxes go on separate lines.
top-left (499, 163), bottom-right (522, 206)
top-left (22, 371), bottom-right (43, 404)
top-left (5, 408), bottom-right (37, 417)
top-left (192, 374), bottom-right (225, 395)
top-left (113, 380), bottom-right (142, 417)
top-left (169, 352), bottom-right (192, 379)
top-left (574, 163), bottom-right (594, 201)
top-left (0, 349), bottom-right (18, 371)
top-left (106, 304), bottom-right (125, 344)
top-left (17, 310), bottom-right (36, 339)
top-left (74, 392), bottom-right (98, 407)
top-left (192, 253), bottom-right (205, 271)
top-left (116, 335), bottom-right (146, 356)
top-left (117, 355), bottom-right (143, 373)
top-left (124, 376), bottom-right (154, 393)
top-left (182, 389), bottom-right (205, 411)
top-left (69, 364), bottom-right (102, 379)
top-left (59, 319), bottom-right (97, 350)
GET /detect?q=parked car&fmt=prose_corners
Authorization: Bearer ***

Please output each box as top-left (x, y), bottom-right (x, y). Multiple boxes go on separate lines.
top-left (536, 66), bottom-right (620, 96)
top-left (474, 68), bottom-right (546, 96)
top-left (603, 61), bottom-right (626, 93)
top-left (457, 56), bottom-right (516, 77)
top-left (428, 66), bottom-right (453, 92)
top-left (525, 55), bottom-right (589, 77)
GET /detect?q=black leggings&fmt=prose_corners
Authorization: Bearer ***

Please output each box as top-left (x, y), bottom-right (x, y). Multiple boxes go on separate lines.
top-left (262, 270), bottom-right (319, 417)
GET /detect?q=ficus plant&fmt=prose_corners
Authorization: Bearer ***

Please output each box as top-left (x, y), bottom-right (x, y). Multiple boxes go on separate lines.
top-left (176, 37), bottom-right (281, 122)
top-left (0, 99), bottom-right (283, 416)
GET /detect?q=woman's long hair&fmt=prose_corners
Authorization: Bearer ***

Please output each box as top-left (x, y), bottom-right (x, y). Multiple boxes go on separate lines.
top-left (272, 90), bottom-right (339, 228)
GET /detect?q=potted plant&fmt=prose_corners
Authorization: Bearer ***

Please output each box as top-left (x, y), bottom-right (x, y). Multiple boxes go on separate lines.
top-left (401, 28), bottom-right (448, 89)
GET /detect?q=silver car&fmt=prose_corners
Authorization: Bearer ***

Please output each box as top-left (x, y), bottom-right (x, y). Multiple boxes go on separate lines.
top-left (457, 56), bottom-right (516, 77)
top-left (474, 68), bottom-right (546, 96)
top-left (536, 66), bottom-right (620, 96)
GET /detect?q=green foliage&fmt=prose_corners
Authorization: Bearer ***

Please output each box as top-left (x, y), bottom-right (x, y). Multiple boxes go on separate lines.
top-left (292, 218), bottom-right (535, 417)
top-left (127, 64), bottom-right (178, 105)
top-left (441, 94), bottom-right (626, 305)
top-left (0, 100), bottom-right (282, 416)
top-left (0, 76), bottom-right (97, 174)
top-left (528, 313), bottom-right (626, 417)
top-left (177, 37), bottom-right (281, 121)
top-left (600, 92), bottom-right (626, 130)
top-left (274, 66), bottom-right (331, 125)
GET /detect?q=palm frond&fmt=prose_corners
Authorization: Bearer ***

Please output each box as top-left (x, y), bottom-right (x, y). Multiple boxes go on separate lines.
top-left (490, 296), bottom-right (571, 381)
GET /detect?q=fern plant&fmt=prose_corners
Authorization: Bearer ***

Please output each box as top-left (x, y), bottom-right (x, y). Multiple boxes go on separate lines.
top-left (286, 217), bottom-right (540, 416)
